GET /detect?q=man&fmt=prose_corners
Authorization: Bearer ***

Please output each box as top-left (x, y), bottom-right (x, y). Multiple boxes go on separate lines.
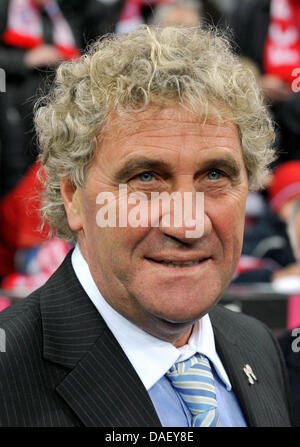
top-left (0, 26), bottom-right (291, 426)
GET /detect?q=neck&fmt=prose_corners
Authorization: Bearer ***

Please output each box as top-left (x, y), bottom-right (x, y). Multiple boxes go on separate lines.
top-left (173, 325), bottom-right (194, 348)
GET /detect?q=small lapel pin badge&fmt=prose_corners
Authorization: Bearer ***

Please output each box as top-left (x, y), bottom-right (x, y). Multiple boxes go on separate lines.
top-left (243, 364), bottom-right (258, 385)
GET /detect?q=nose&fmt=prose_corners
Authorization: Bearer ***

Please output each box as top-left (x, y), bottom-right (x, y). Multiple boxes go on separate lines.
top-left (156, 188), bottom-right (212, 244)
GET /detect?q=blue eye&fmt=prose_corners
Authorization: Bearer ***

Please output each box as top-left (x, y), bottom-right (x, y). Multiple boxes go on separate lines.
top-left (207, 170), bottom-right (222, 180)
top-left (138, 172), bottom-right (154, 182)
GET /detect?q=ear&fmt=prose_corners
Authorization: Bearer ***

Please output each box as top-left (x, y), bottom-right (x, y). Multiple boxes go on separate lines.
top-left (60, 177), bottom-right (83, 232)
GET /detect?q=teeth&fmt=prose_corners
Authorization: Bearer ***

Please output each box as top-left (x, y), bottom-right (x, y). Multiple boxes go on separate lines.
top-left (161, 260), bottom-right (202, 267)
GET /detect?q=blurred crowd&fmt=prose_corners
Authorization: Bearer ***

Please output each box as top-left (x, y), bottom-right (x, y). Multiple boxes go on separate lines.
top-left (1, 0), bottom-right (300, 314)
top-left (1, 0), bottom-right (300, 294)
top-left (0, 0), bottom-right (299, 426)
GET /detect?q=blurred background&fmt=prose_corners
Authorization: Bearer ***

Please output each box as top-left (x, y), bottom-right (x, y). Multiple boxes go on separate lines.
top-left (0, 0), bottom-right (299, 424)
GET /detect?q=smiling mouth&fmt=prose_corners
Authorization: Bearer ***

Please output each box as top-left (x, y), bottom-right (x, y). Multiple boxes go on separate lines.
top-left (146, 258), bottom-right (210, 268)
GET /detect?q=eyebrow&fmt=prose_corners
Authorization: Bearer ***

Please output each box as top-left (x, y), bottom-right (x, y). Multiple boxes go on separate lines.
top-left (196, 157), bottom-right (241, 179)
top-left (114, 158), bottom-right (170, 183)
top-left (113, 154), bottom-right (242, 183)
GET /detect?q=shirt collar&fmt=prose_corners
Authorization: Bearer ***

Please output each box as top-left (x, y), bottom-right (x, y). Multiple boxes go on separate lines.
top-left (71, 244), bottom-right (232, 391)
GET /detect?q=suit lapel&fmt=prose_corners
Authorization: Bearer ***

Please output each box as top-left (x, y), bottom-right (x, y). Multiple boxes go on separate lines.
top-left (210, 306), bottom-right (290, 427)
top-left (40, 253), bottom-right (161, 427)
top-left (212, 323), bottom-right (261, 427)
top-left (56, 328), bottom-right (161, 427)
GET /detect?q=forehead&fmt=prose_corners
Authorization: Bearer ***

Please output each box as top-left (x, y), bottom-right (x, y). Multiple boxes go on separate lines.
top-left (97, 105), bottom-right (244, 168)
top-left (103, 105), bottom-right (236, 136)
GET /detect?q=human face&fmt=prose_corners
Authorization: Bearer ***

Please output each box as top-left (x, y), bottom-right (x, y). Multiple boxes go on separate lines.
top-left (61, 105), bottom-right (248, 346)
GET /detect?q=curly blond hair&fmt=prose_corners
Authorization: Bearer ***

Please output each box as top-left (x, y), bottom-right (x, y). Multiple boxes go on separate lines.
top-left (34, 25), bottom-right (276, 242)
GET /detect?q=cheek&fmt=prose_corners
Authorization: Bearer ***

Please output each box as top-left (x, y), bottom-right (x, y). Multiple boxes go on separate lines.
top-left (98, 226), bottom-right (151, 290)
top-left (209, 194), bottom-right (247, 253)
top-left (99, 226), bottom-right (150, 262)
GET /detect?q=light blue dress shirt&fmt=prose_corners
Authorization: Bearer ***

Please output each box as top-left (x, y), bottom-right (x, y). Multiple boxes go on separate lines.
top-left (148, 365), bottom-right (247, 427)
top-left (71, 244), bottom-right (247, 427)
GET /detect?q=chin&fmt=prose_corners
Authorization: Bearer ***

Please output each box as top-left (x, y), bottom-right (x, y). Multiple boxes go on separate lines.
top-left (142, 290), bottom-right (221, 324)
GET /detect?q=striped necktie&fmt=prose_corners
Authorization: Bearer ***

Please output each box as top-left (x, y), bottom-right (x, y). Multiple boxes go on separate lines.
top-left (166, 353), bottom-right (221, 427)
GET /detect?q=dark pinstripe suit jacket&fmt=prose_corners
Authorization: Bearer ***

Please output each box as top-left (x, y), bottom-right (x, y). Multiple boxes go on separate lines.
top-left (0, 252), bottom-right (291, 427)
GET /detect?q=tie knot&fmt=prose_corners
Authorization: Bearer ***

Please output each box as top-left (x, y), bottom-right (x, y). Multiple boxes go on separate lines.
top-left (166, 353), bottom-right (220, 427)
top-left (168, 353), bottom-right (212, 376)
